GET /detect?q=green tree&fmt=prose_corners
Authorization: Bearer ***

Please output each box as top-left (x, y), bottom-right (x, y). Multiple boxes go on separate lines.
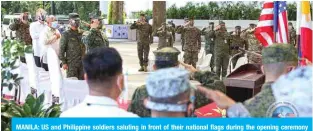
top-left (166, 4), bottom-right (179, 19)
top-left (287, 2), bottom-right (297, 21)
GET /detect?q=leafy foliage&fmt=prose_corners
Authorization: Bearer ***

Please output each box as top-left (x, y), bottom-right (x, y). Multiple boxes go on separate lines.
top-left (166, 2), bottom-right (297, 20)
top-left (1, 1), bottom-right (99, 21)
top-left (1, 94), bottom-right (62, 131)
top-left (1, 40), bottom-right (32, 91)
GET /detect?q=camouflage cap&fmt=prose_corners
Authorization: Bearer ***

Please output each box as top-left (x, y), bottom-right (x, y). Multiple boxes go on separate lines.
top-left (69, 13), bottom-right (80, 20)
top-left (209, 22), bottom-right (214, 25)
top-left (262, 44), bottom-right (298, 64)
top-left (219, 21), bottom-right (225, 25)
top-left (288, 22), bottom-right (293, 26)
top-left (145, 68), bottom-right (191, 112)
top-left (153, 47), bottom-right (181, 62)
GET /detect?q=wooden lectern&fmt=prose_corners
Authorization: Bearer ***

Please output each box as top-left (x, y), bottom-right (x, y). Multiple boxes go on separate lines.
top-left (223, 64), bottom-right (265, 102)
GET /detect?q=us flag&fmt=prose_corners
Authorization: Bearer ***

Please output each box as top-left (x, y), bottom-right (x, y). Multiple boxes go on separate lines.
top-left (273, 1), bottom-right (289, 44)
top-left (255, 1), bottom-right (289, 47)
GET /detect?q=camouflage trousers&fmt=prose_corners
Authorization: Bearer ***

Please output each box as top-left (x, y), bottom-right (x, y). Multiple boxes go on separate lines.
top-left (137, 42), bottom-right (150, 67)
top-left (215, 54), bottom-right (230, 78)
top-left (67, 62), bottom-right (84, 80)
top-left (205, 41), bottom-right (215, 70)
top-left (184, 51), bottom-right (198, 68)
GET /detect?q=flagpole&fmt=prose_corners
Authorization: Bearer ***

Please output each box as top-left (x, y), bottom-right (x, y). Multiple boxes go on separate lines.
top-left (296, 1), bottom-right (302, 65)
top-left (273, 2), bottom-right (277, 43)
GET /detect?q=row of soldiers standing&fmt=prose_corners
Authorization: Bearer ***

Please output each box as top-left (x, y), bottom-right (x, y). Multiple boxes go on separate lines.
top-left (130, 14), bottom-right (264, 79)
top-left (134, 16), bottom-right (297, 79)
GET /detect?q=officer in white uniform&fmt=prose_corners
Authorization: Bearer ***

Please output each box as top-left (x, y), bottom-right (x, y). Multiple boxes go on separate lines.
top-left (29, 8), bottom-right (48, 67)
top-left (60, 47), bottom-right (138, 117)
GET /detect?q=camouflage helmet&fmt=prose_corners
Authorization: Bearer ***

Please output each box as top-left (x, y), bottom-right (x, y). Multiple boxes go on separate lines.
top-left (262, 44), bottom-right (298, 64)
top-left (145, 68), bottom-right (191, 112)
top-left (153, 47), bottom-right (181, 62)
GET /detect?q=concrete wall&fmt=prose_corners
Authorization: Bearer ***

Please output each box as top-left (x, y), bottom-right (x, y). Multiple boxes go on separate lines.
top-left (111, 19), bottom-right (297, 41)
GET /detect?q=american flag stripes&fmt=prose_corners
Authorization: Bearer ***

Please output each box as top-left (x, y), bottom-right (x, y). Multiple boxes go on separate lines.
top-left (255, 2), bottom-right (275, 47)
top-left (273, 1), bottom-right (289, 44)
top-left (255, 1), bottom-right (289, 47)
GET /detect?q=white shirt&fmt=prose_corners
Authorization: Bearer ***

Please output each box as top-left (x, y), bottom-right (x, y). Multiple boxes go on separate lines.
top-left (39, 27), bottom-right (61, 64)
top-left (29, 21), bottom-right (47, 57)
top-left (60, 95), bottom-right (139, 117)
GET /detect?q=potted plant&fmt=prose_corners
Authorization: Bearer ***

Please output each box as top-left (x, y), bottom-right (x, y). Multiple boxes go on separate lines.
top-left (1, 94), bottom-right (62, 131)
top-left (1, 40), bottom-right (32, 101)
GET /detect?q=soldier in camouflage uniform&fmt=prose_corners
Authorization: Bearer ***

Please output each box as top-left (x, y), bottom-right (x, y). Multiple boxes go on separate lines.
top-left (197, 44), bottom-right (298, 117)
top-left (214, 21), bottom-right (231, 78)
top-left (9, 12), bottom-right (32, 45)
top-left (130, 14), bottom-right (153, 72)
top-left (229, 26), bottom-right (248, 68)
top-left (288, 22), bottom-right (297, 47)
top-left (176, 18), bottom-right (201, 68)
top-left (82, 13), bottom-right (109, 53)
top-left (242, 23), bottom-right (262, 64)
top-left (128, 47), bottom-right (226, 117)
top-left (178, 18), bottom-right (189, 51)
top-left (9, 12), bottom-right (32, 63)
top-left (201, 22), bottom-right (215, 71)
top-left (59, 13), bottom-right (85, 80)
top-left (168, 20), bottom-right (176, 42)
top-left (155, 22), bottom-right (174, 49)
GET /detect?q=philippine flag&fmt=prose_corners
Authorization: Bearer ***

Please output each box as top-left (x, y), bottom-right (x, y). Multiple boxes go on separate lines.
top-left (299, 1), bottom-right (312, 64)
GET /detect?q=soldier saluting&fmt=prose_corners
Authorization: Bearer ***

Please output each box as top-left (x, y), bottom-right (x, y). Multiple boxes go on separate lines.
top-left (130, 14), bottom-right (153, 72)
top-left (155, 22), bottom-right (174, 49)
top-left (59, 13), bottom-right (85, 80)
top-left (82, 13), bottom-right (109, 53)
top-left (176, 17), bottom-right (201, 68)
top-left (229, 26), bottom-right (248, 68)
top-left (201, 22), bottom-right (216, 71)
top-left (214, 21), bottom-right (231, 79)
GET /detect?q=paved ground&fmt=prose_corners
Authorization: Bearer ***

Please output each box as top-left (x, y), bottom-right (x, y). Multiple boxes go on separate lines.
top-left (5, 39), bottom-right (205, 102)
top-left (109, 40), bottom-right (190, 99)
